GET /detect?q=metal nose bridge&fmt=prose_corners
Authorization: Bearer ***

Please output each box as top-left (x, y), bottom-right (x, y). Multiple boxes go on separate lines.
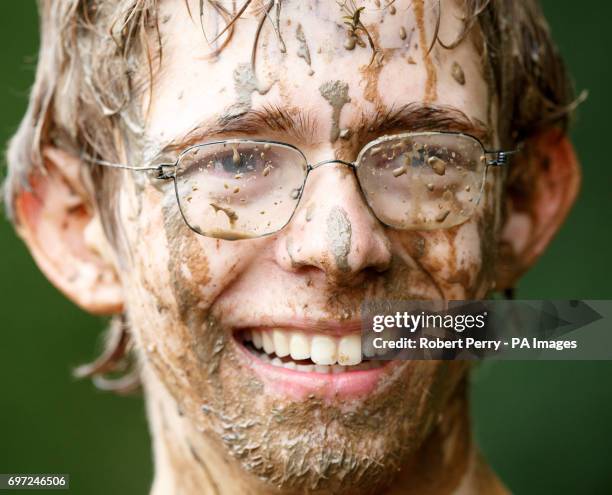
top-left (307, 159), bottom-right (356, 171)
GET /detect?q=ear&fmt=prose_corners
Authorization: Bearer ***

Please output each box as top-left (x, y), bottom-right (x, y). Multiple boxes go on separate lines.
top-left (14, 147), bottom-right (124, 315)
top-left (496, 128), bottom-right (581, 290)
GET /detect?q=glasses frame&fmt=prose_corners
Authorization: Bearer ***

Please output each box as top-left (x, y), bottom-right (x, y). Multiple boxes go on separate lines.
top-left (85, 131), bottom-right (519, 240)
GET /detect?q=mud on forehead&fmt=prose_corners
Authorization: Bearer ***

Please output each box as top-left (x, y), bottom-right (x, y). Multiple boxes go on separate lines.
top-left (148, 0), bottom-right (490, 145)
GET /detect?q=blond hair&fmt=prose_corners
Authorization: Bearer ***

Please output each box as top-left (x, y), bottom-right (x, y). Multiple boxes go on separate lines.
top-left (4, 0), bottom-right (576, 218)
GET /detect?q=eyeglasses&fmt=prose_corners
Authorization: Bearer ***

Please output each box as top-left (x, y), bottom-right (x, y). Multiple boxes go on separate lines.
top-left (86, 131), bottom-right (517, 240)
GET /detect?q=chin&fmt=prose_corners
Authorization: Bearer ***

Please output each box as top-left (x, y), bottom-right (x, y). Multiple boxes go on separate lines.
top-left (184, 329), bottom-right (466, 494)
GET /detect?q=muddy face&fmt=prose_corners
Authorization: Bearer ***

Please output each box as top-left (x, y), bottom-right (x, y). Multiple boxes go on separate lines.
top-left (115, 1), bottom-right (502, 493)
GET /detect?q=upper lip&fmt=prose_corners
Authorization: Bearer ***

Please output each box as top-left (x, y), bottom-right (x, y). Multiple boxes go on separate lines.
top-left (232, 318), bottom-right (363, 336)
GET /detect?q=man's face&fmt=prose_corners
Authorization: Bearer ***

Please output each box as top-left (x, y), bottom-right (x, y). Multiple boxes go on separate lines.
top-left (117, 0), bottom-right (501, 492)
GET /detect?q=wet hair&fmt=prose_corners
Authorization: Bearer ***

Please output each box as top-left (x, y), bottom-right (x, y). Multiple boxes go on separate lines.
top-left (2, 0), bottom-right (578, 390)
top-left (3, 0), bottom-right (578, 220)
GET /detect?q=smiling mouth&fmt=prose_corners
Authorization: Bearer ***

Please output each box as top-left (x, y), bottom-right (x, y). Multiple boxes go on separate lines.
top-left (236, 328), bottom-right (384, 374)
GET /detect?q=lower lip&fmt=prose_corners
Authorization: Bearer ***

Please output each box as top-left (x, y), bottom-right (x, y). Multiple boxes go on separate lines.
top-left (232, 335), bottom-right (397, 401)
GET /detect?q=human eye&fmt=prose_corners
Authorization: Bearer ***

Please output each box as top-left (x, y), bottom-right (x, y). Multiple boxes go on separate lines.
top-left (181, 143), bottom-right (274, 179)
top-left (176, 141), bottom-right (307, 204)
top-left (356, 133), bottom-right (488, 230)
top-left (172, 141), bottom-right (308, 239)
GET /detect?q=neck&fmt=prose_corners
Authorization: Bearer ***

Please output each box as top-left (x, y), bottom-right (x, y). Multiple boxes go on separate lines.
top-left (143, 369), bottom-right (507, 495)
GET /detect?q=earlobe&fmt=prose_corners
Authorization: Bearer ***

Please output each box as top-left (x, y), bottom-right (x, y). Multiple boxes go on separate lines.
top-left (14, 147), bottom-right (124, 315)
top-left (496, 129), bottom-right (581, 289)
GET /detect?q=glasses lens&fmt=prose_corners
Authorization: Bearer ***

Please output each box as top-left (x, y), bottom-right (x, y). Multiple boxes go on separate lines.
top-left (175, 141), bottom-right (307, 239)
top-left (356, 133), bottom-right (486, 230)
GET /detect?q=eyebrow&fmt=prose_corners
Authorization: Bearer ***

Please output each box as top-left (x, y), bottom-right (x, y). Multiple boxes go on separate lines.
top-left (157, 104), bottom-right (316, 157)
top-left (356, 103), bottom-right (490, 144)
top-left (152, 102), bottom-right (491, 162)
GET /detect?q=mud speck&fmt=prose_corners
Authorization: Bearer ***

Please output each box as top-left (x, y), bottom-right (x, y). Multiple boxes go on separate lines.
top-left (326, 206), bottom-right (352, 272)
top-left (319, 80), bottom-right (351, 142)
top-left (344, 35), bottom-right (356, 51)
top-left (223, 63), bottom-right (271, 118)
top-left (451, 61), bottom-right (466, 85)
top-left (435, 210), bottom-right (450, 222)
top-left (428, 156), bottom-right (446, 175)
top-left (392, 165), bottom-right (407, 177)
top-left (339, 128), bottom-right (351, 139)
top-left (210, 203), bottom-right (238, 225)
top-left (295, 24), bottom-right (311, 66)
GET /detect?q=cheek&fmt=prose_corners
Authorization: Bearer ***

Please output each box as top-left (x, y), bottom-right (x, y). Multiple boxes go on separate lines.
top-left (421, 222), bottom-right (481, 290)
top-left (113, 184), bottom-right (221, 410)
top-left (416, 170), bottom-right (503, 298)
top-left (119, 182), bottom-right (256, 311)
top-left (114, 186), bottom-right (186, 372)
top-left (115, 181), bottom-right (265, 365)
top-left (120, 185), bottom-right (174, 307)
top-left (397, 208), bottom-right (498, 299)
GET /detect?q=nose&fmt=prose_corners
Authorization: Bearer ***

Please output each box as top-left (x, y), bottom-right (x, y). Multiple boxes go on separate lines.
top-left (274, 163), bottom-right (392, 285)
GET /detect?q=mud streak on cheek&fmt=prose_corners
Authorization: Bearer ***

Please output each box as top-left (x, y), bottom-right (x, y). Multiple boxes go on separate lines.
top-left (391, 219), bottom-right (493, 301)
top-left (158, 203), bottom-right (227, 395)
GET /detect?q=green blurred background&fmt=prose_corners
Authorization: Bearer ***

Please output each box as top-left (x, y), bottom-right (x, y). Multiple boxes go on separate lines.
top-left (1, 2), bottom-right (610, 494)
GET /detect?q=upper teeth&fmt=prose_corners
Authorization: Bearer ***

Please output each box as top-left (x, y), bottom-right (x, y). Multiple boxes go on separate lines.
top-left (246, 329), bottom-right (362, 366)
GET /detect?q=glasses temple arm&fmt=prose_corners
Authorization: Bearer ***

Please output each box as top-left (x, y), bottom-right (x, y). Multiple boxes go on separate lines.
top-left (80, 153), bottom-right (176, 179)
top-left (484, 145), bottom-right (523, 167)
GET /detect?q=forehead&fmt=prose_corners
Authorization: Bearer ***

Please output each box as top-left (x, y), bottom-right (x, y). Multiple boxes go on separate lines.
top-left (146, 0), bottom-right (490, 152)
